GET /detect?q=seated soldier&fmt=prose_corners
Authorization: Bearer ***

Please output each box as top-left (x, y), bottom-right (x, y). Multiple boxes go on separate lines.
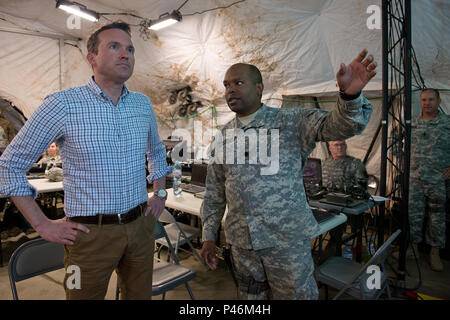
top-left (322, 140), bottom-right (369, 257)
top-left (38, 142), bottom-right (62, 170)
top-left (322, 140), bottom-right (368, 193)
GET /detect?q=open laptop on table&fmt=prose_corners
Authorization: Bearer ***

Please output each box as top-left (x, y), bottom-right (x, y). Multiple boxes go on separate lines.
top-left (181, 163), bottom-right (207, 194)
top-left (311, 207), bottom-right (336, 224)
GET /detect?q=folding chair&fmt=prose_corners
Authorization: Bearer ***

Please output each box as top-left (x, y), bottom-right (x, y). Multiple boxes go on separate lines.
top-left (316, 229), bottom-right (400, 300)
top-left (116, 220), bottom-right (196, 300)
top-left (8, 238), bottom-right (65, 300)
top-left (156, 209), bottom-right (206, 268)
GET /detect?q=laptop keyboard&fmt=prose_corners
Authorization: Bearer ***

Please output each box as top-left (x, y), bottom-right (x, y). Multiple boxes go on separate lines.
top-left (181, 183), bottom-right (206, 194)
top-left (312, 208), bottom-right (334, 223)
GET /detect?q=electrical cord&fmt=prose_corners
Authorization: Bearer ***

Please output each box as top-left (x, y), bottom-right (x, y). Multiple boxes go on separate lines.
top-left (177, 0), bottom-right (190, 12)
top-left (385, 238), bottom-right (422, 294)
top-left (99, 0), bottom-right (246, 23)
top-left (182, 0), bottom-right (247, 17)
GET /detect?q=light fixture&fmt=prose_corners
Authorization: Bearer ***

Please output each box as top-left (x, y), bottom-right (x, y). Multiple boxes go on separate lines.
top-left (56, 0), bottom-right (100, 22)
top-left (148, 10), bottom-right (182, 30)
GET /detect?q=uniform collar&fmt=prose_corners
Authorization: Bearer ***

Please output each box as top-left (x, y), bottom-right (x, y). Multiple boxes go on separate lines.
top-left (233, 104), bottom-right (268, 129)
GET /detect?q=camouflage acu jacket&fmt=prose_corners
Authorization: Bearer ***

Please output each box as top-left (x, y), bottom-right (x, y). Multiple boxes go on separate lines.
top-left (322, 156), bottom-right (368, 192)
top-left (411, 111), bottom-right (450, 182)
top-left (201, 95), bottom-right (373, 250)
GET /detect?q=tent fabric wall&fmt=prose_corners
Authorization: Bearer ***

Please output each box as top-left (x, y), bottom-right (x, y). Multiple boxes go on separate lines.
top-left (0, 0), bottom-right (449, 180)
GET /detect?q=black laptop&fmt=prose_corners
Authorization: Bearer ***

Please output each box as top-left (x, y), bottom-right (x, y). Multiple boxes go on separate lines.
top-left (181, 163), bottom-right (207, 194)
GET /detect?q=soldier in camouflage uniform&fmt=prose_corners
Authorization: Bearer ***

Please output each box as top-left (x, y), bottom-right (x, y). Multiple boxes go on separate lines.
top-left (38, 142), bottom-right (62, 170)
top-left (200, 49), bottom-right (378, 300)
top-left (322, 140), bottom-right (368, 193)
top-left (409, 88), bottom-right (450, 272)
top-left (322, 140), bottom-right (368, 257)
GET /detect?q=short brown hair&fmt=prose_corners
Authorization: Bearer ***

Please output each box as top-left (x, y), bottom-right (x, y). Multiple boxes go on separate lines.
top-left (421, 88), bottom-right (440, 100)
top-left (87, 21), bottom-right (131, 54)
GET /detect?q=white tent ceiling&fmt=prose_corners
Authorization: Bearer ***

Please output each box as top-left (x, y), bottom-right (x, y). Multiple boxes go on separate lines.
top-left (0, 0), bottom-right (449, 180)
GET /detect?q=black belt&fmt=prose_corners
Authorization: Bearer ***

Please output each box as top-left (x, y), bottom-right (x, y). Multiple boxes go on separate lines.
top-left (68, 202), bottom-right (147, 225)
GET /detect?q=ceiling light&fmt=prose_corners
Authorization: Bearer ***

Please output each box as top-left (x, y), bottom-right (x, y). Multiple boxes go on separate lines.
top-left (148, 10), bottom-right (182, 30)
top-left (56, 0), bottom-right (100, 22)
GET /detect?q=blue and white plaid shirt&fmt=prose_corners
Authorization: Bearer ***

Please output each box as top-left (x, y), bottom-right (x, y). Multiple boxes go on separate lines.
top-left (0, 77), bottom-right (167, 217)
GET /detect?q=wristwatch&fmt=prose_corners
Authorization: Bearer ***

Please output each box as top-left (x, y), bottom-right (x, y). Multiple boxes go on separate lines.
top-left (155, 189), bottom-right (168, 200)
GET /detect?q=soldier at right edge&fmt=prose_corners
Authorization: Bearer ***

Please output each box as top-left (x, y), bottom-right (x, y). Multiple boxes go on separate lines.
top-left (408, 88), bottom-right (450, 272)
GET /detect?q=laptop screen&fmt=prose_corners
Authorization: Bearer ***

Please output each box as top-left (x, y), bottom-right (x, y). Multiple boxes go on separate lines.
top-left (303, 158), bottom-right (322, 186)
top-left (190, 163), bottom-right (208, 187)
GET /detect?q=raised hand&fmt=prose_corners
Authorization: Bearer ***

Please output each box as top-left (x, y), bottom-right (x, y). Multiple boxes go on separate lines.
top-left (336, 49), bottom-right (377, 95)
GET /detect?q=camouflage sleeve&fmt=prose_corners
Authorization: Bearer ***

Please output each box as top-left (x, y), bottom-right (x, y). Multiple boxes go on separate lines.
top-left (353, 158), bottom-right (369, 188)
top-left (201, 163), bottom-right (227, 242)
top-left (439, 115), bottom-right (450, 169)
top-left (296, 94), bottom-right (373, 158)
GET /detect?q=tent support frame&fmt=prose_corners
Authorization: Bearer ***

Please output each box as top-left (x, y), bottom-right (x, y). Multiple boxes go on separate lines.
top-left (381, 0), bottom-right (413, 282)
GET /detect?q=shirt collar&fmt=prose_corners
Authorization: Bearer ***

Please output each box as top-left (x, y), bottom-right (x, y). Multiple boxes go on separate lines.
top-left (87, 76), bottom-right (130, 102)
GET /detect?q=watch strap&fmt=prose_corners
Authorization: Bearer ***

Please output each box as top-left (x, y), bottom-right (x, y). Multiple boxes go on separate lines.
top-left (339, 90), bottom-right (361, 101)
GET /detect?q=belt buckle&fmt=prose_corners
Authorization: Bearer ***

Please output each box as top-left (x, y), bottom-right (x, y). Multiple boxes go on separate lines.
top-left (117, 212), bottom-right (125, 225)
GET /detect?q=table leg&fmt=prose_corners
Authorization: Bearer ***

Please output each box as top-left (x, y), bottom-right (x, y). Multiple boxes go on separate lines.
top-left (355, 214), bottom-right (363, 262)
top-left (318, 235), bottom-right (323, 264)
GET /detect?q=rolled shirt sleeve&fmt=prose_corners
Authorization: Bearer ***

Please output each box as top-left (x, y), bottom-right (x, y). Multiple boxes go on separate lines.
top-left (0, 94), bottom-right (65, 198)
top-left (146, 100), bottom-right (168, 183)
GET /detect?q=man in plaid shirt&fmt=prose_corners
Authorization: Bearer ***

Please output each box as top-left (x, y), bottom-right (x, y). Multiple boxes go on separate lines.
top-left (0, 22), bottom-right (168, 299)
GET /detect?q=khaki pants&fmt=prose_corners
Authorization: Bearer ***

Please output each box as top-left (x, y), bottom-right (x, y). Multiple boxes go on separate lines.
top-left (63, 214), bottom-right (156, 300)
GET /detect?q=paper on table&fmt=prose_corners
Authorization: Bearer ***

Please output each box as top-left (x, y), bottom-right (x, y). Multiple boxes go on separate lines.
top-left (371, 195), bottom-right (390, 202)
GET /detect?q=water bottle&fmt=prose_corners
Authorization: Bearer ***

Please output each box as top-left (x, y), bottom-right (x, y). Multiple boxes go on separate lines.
top-left (367, 237), bottom-right (377, 256)
top-left (172, 161), bottom-right (182, 197)
top-left (342, 241), bottom-right (353, 260)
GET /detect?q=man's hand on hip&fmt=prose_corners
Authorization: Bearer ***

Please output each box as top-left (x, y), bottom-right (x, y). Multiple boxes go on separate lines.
top-left (36, 218), bottom-right (90, 246)
top-left (145, 195), bottom-right (166, 220)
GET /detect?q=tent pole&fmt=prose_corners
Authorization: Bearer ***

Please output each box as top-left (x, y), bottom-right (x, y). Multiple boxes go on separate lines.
top-left (382, 0), bottom-right (412, 284)
top-left (398, 0), bottom-right (412, 283)
top-left (380, 0), bottom-right (389, 253)
top-left (59, 39), bottom-right (65, 90)
top-left (0, 27), bottom-right (79, 41)
top-left (363, 122), bottom-right (381, 165)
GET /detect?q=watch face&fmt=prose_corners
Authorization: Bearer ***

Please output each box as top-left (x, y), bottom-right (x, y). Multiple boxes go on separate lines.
top-left (157, 189), bottom-right (167, 198)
